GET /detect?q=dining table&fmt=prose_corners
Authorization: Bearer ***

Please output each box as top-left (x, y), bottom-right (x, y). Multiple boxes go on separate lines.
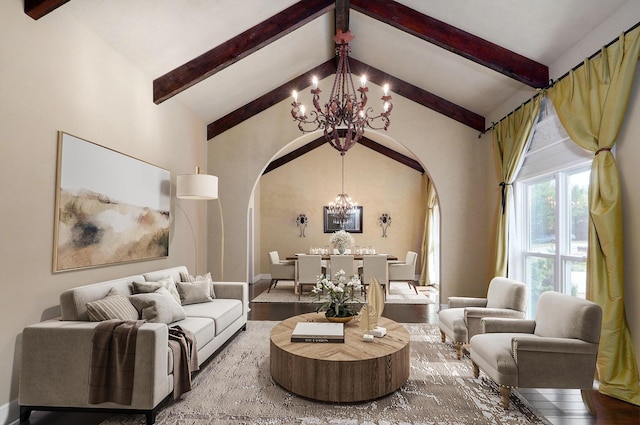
top-left (285, 253), bottom-right (398, 295)
top-left (285, 253), bottom-right (398, 261)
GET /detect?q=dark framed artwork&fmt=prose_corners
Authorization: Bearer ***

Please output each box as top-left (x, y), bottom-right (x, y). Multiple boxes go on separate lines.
top-left (53, 132), bottom-right (171, 272)
top-left (323, 206), bottom-right (363, 233)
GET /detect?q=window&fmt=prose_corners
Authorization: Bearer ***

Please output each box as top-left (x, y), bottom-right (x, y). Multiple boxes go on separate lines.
top-left (513, 100), bottom-right (592, 316)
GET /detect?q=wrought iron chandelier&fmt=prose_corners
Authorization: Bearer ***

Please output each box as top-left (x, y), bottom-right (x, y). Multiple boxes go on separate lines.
top-left (291, 30), bottom-right (392, 155)
top-left (328, 155), bottom-right (357, 225)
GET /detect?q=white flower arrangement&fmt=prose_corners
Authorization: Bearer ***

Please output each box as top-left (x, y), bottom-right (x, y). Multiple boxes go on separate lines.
top-left (311, 269), bottom-right (363, 317)
top-left (329, 230), bottom-right (354, 250)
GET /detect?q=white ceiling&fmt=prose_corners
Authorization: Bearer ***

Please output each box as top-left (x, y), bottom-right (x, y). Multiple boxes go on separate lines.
top-left (63, 0), bottom-right (631, 129)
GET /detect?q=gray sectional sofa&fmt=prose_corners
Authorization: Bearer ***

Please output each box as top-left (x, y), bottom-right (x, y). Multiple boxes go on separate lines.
top-left (18, 266), bottom-right (248, 424)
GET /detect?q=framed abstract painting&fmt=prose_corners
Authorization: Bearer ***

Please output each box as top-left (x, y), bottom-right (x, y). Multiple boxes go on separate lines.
top-left (53, 132), bottom-right (171, 272)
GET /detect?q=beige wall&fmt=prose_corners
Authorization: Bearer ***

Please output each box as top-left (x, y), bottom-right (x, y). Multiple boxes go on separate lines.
top-left (0, 1), bottom-right (207, 420)
top-left (259, 143), bottom-right (427, 275)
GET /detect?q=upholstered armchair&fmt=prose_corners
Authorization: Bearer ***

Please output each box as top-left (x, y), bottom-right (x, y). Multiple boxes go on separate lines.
top-left (438, 277), bottom-right (527, 359)
top-left (470, 291), bottom-right (602, 414)
top-left (268, 251), bottom-right (295, 293)
top-left (388, 251), bottom-right (418, 294)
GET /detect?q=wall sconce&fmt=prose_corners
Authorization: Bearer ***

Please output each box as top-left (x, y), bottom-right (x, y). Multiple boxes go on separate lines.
top-left (296, 213), bottom-right (308, 237)
top-left (378, 213), bottom-right (391, 237)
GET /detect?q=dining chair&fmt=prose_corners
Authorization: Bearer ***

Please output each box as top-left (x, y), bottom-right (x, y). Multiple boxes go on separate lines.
top-left (388, 251), bottom-right (418, 294)
top-left (329, 254), bottom-right (356, 278)
top-left (361, 255), bottom-right (388, 300)
top-left (267, 251), bottom-right (295, 293)
top-left (297, 255), bottom-right (323, 300)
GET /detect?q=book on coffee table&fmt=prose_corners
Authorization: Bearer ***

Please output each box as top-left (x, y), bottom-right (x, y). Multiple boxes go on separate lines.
top-left (291, 322), bottom-right (344, 343)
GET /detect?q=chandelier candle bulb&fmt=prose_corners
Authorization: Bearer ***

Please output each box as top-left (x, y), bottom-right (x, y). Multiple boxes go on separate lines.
top-left (292, 90), bottom-right (298, 102)
top-left (312, 76), bottom-right (318, 89)
top-left (361, 75), bottom-right (367, 87)
top-left (384, 84), bottom-right (389, 96)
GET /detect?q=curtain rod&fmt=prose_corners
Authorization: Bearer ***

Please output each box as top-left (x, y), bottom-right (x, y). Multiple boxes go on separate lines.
top-left (478, 20), bottom-right (640, 138)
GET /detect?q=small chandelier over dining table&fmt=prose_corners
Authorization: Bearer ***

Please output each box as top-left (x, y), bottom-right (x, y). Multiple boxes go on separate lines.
top-left (291, 30), bottom-right (393, 155)
top-left (329, 155), bottom-right (357, 226)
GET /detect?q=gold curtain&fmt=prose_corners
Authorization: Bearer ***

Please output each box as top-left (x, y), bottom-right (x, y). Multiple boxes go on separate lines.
top-left (492, 97), bottom-right (541, 277)
top-left (419, 174), bottom-right (437, 286)
top-left (547, 26), bottom-right (640, 405)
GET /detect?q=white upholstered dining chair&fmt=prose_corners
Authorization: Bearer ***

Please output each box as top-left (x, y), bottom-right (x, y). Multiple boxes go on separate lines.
top-left (388, 251), bottom-right (418, 294)
top-left (297, 255), bottom-right (324, 300)
top-left (267, 251), bottom-right (295, 293)
top-left (329, 254), bottom-right (356, 278)
top-left (360, 255), bottom-right (388, 300)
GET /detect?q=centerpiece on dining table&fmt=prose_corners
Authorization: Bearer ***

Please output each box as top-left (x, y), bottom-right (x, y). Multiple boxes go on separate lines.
top-left (329, 229), bottom-right (354, 255)
top-left (311, 269), bottom-right (363, 323)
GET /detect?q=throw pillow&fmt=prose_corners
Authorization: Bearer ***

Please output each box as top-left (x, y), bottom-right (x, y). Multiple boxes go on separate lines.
top-left (177, 280), bottom-right (213, 305)
top-left (86, 288), bottom-right (139, 322)
top-left (180, 271), bottom-right (216, 298)
top-left (132, 276), bottom-right (181, 305)
top-left (129, 287), bottom-right (186, 324)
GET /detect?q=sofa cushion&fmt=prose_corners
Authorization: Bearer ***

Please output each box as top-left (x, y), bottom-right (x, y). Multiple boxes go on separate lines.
top-left (180, 271), bottom-right (216, 298)
top-left (60, 275), bottom-right (144, 321)
top-left (129, 287), bottom-right (186, 324)
top-left (143, 266), bottom-right (188, 285)
top-left (172, 317), bottom-right (215, 350)
top-left (132, 276), bottom-right (181, 305)
top-left (177, 281), bottom-right (213, 305)
top-left (86, 288), bottom-right (139, 322)
top-left (182, 299), bottom-right (242, 336)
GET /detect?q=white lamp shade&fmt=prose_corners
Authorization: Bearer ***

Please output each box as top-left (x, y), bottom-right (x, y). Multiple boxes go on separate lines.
top-left (176, 173), bottom-right (218, 200)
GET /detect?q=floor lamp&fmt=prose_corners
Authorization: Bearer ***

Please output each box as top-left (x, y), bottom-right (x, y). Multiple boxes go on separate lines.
top-left (176, 167), bottom-right (224, 280)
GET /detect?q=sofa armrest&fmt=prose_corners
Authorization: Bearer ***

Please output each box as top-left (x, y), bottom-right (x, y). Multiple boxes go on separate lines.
top-left (448, 297), bottom-right (487, 308)
top-left (212, 281), bottom-right (249, 318)
top-left (20, 320), bottom-right (170, 410)
top-left (481, 318), bottom-right (536, 334)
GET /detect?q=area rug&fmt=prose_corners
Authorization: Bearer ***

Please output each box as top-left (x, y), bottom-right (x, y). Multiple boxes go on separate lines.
top-left (100, 321), bottom-right (549, 425)
top-left (251, 281), bottom-right (434, 305)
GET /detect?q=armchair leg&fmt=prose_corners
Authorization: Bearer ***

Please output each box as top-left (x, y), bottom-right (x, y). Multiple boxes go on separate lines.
top-left (499, 386), bottom-right (511, 410)
top-left (455, 343), bottom-right (463, 360)
top-left (472, 361), bottom-right (480, 378)
top-left (581, 389), bottom-right (597, 416)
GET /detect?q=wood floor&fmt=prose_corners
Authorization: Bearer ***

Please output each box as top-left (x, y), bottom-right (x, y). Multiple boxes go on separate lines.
top-left (22, 280), bottom-right (640, 425)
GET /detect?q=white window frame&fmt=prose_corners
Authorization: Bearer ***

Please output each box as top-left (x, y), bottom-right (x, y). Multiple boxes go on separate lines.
top-left (511, 100), bottom-right (593, 316)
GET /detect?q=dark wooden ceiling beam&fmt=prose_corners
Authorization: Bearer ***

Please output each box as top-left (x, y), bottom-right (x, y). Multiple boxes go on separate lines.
top-left (358, 137), bottom-right (424, 173)
top-left (209, 56), bottom-right (485, 138)
top-left (335, 0), bottom-right (350, 33)
top-left (351, 0), bottom-right (548, 88)
top-left (24, 0), bottom-right (70, 19)
top-left (207, 59), bottom-right (335, 140)
top-left (263, 134), bottom-right (424, 175)
top-left (153, 0), bottom-right (334, 104)
top-left (263, 138), bottom-right (327, 174)
top-left (348, 57), bottom-right (485, 132)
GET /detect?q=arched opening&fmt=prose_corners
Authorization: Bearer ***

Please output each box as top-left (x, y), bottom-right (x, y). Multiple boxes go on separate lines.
top-left (247, 131), bottom-right (440, 300)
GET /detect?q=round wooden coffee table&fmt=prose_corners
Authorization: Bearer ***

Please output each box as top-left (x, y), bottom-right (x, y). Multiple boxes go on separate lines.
top-left (270, 313), bottom-right (410, 402)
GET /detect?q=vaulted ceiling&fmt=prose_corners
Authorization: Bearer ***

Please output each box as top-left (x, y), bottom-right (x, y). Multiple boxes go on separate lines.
top-left (25, 0), bottom-right (632, 167)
